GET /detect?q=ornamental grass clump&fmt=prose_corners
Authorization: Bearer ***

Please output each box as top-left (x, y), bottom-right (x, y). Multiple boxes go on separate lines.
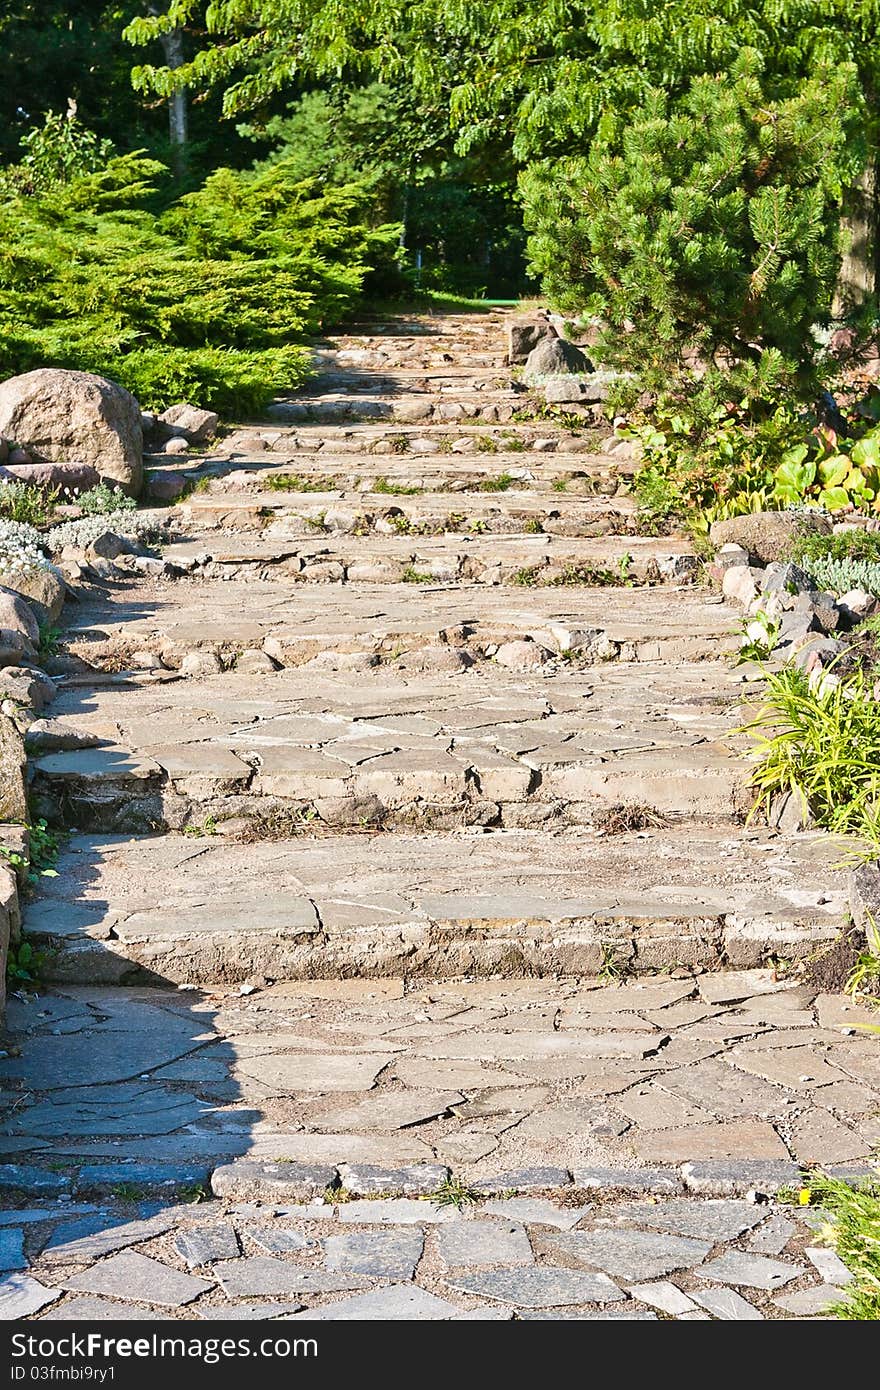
top-left (744, 664), bottom-right (880, 852)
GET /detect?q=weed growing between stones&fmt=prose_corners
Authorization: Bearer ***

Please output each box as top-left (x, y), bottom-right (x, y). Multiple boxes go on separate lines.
top-left (430, 1177), bottom-right (478, 1208)
top-left (401, 566), bottom-right (433, 583)
top-left (797, 1170), bottom-right (880, 1319)
top-left (386, 436), bottom-right (410, 454)
top-left (373, 476), bottom-right (423, 495)
top-left (264, 472), bottom-right (333, 492)
top-left (0, 818), bottom-right (60, 892)
top-left (75, 483), bottom-right (137, 516)
top-left (594, 803), bottom-right (670, 833)
top-left (4, 938), bottom-right (52, 988)
top-left (597, 943), bottom-right (633, 983)
top-left (0, 481), bottom-right (56, 527)
top-left (477, 473), bottom-right (515, 492)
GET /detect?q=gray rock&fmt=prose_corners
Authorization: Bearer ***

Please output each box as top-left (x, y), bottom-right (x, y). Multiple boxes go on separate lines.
top-left (0, 1272), bottom-right (61, 1318)
top-left (482, 1199), bottom-right (590, 1230)
top-left (805, 1246), bottom-right (853, 1285)
top-left (0, 716), bottom-right (26, 821)
top-left (62, 1250), bottom-right (213, 1306)
top-left (747, 1215), bottom-right (797, 1254)
top-left (323, 1228), bottom-right (424, 1279)
top-left (173, 1225), bottom-right (240, 1268)
top-left (77, 1162), bottom-right (210, 1192)
top-left (626, 1281), bottom-right (699, 1315)
top-left (695, 1251), bottom-right (802, 1290)
top-left (0, 368), bottom-right (143, 495)
top-left (761, 561), bottom-right (815, 599)
top-left (197, 1301), bottom-right (304, 1320)
top-left (337, 1163), bottom-right (448, 1196)
top-left (523, 338), bottom-right (593, 381)
top-left (792, 636), bottom-right (844, 670)
top-left (42, 1212), bottom-right (180, 1262)
top-left (437, 1220), bottom-right (533, 1268)
top-left (0, 586), bottom-right (39, 645)
top-left (710, 510), bottom-right (831, 565)
top-left (0, 564), bottom-right (66, 625)
top-left (507, 315), bottom-right (557, 365)
top-left (691, 1286), bottom-right (765, 1319)
top-left (41, 1295), bottom-right (158, 1321)
top-left (541, 1228), bottom-right (711, 1282)
top-left (445, 1267), bottom-right (625, 1308)
top-left (159, 403), bottom-right (219, 445)
top-left (336, 1199), bottom-right (455, 1225)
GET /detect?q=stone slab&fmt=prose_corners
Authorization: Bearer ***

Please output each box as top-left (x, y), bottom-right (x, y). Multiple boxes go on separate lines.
top-left (695, 1251), bottom-right (802, 1291)
top-left (444, 1267), bottom-right (625, 1308)
top-left (437, 1220), bottom-right (533, 1268)
top-left (540, 1228), bottom-right (711, 1282)
top-left (62, 1251), bottom-right (213, 1307)
top-left (323, 1228), bottom-right (424, 1278)
top-left (288, 1284), bottom-right (462, 1320)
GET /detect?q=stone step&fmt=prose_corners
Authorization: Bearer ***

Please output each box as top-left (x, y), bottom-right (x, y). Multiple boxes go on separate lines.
top-left (30, 655), bottom-right (747, 835)
top-left (159, 533), bottom-right (697, 586)
top-left (207, 422), bottom-right (620, 460)
top-left (25, 825), bottom-right (845, 984)
top-left (175, 489), bottom-right (640, 539)
top-left (62, 577), bottom-right (737, 669)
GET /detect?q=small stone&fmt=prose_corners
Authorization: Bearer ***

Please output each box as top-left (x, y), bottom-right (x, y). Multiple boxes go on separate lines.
top-left (246, 1227), bottom-right (311, 1254)
top-left (445, 1267), bottom-right (624, 1309)
top-left (62, 1250), bottom-right (212, 1307)
top-left (747, 1215), bottom-right (797, 1254)
top-left (173, 1225), bottom-right (240, 1268)
top-left (437, 1221), bottom-right (534, 1268)
top-left (0, 1273), bottom-right (62, 1318)
top-left (695, 1251), bottom-right (802, 1290)
top-left (626, 1281), bottom-right (698, 1316)
top-left (493, 639), bottom-right (550, 671)
top-left (180, 650), bottom-right (222, 676)
top-left (323, 1228), bottom-right (424, 1279)
top-left (805, 1246), bottom-right (853, 1286)
top-left (773, 1284), bottom-right (848, 1315)
top-left (691, 1287), bottom-right (765, 1320)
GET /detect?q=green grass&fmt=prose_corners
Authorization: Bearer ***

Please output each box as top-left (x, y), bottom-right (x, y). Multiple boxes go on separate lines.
top-left (263, 472), bottom-right (332, 493)
top-left (373, 476), bottom-right (423, 496)
top-left (477, 472), bottom-right (516, 492)
top-left (428, 1176), bottom-right (479, 1208)
top-left (0, 481), bottom-right (56, 526)
top-left (791, 530), bottom-right (880, 565)
top-left (798, 1170), bottom-right (880, 1319)
top-left (743, 664), bottom-right (880, 853)
top-left (401, 566), bottom-right (433, 583)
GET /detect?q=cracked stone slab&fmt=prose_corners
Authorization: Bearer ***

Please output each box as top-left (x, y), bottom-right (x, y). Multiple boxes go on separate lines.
top-left (61, 1250), bottom-right (213, 1307)
top-left (627, 1281), bottom-right (699, 1315)
top-left (773, 1285), bottom-right (848, 1315)
top-left (246, 1227), bottom-right (313, 1254)
top-left (539, 1228), bottom-right (711, 1282)
top-left (0, 1273), bottom-right (62, 1318)
top-left (313, 1090), bottom-right (463, 1132)
top-left (173, 1225), bottom-right (241, 1268)
top-left (695, 1251), bottom-right (802, 1291)
top-left (336, 1199), bottom-right (456, 1225)
top-left (323, 1228), bottom-right (424, 1278)
top-left (633, 1120), bottom-right (790, 1163)
top-left (482, 1199), bottom-right (590, 1230)
top-left (235, 1053), bottom-right (395, 1093)
top-left (40, 1212), bottom-right (180, 1262)
top-left (437, 1220), bottom-right (533, 1268)
top-left (610, 1198), bottom-right (765, 1243)
top-left (337, 1163), bottom-right (448, 1196)
top-left (288, 1284), bottom-right (463, 1320)
top-left (214, 1257), bottom-right (370, 1298)
top-left (690, 1287), bottom-right (765, 1320)
top-left (444, 1267), bottom-right (625, 1308)
top-left (41, 1296), bottom-right (159, 1321)
top-left (211, 1162), bottom-right (336, 1201)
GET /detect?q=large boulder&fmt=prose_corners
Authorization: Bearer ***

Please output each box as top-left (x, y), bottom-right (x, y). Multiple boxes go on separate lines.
top-left (0, 564), bottom-right (66, 626)
top-left (0, 369), bottom-right (143, 496)
top-left (507, 313), bottom-right (558, 365)
top-left (0, 461), bottom-right (99, 493)
top-left (0, 714), bottom-right (27, 821)
top-left (710, 510), bottom-right (832, 565)
top-left (523, 337), bottom-right (594, 381)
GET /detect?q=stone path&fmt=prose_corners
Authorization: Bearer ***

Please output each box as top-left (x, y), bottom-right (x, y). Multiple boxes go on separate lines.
top-left (2, 310), bottom-right (876, 1321)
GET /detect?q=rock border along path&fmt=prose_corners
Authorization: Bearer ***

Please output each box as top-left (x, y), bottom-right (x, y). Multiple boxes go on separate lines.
top-left (2, 310), bottom-right (876, 1322)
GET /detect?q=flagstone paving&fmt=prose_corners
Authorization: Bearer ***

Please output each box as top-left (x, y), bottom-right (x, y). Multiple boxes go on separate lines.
top-left (2, 310), bottom-right (877, 1321)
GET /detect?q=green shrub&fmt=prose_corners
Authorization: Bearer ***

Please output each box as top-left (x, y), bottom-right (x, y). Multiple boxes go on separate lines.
top-left (75, 483), bottom-right (137, 516)
top-left (799, 1171), bottom-right (880, 1320)
top-left (0, 481), bottom-right (55, 527)
top-left (0, 115), bottom-right (399, 414)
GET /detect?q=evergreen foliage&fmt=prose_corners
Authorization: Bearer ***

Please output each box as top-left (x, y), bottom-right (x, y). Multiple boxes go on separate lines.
top-left (0, 116), bottom-right (400, 413)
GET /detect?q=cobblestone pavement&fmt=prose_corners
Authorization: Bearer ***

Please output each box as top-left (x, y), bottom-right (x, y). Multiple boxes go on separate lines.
top-left (2, 312), bottom-right (876, 1321)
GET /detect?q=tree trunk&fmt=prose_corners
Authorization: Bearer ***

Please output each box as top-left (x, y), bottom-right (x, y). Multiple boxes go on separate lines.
top-left (835, 161), bottom-right (877, 313)
top-left (159, 25), bottom-right (188, 180)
